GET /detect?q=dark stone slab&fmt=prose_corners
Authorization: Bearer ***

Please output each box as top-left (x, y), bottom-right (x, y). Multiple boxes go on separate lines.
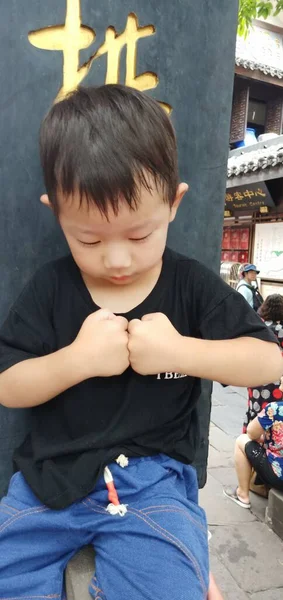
top-left (266, 488), bottom-right (283, 541)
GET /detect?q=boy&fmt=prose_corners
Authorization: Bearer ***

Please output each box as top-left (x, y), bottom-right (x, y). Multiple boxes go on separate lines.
top-left (0, 85), bottom-right (281, 599)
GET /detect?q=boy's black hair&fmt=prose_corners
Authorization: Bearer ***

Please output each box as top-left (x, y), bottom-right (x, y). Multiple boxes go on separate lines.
top-left (39, 84), bottom-right (178, 216)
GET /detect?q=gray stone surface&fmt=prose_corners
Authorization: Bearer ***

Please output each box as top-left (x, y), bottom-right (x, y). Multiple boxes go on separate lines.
top-left (199, 473), bottom-right (257, 525)
top-left (209, 553), bottom-right (249, 600)
top-left (229, 386), bottom-right (249, 401)
top-left (211, 404), bottom-right (246, 439)
top-left (209, 425), bottom-right (235, 453)
top-left (66, 546), bottom-right (94, 600)
top-left (208, 466), bottom-right (236, 486)
top-left (209, 467), bottom-right (268, 523)
top-left (211, 383), bottom-right (247, 438)
top-left (250, 591), bottom-right (283, 600)
top-left (209, 516), bottom-right (283, 593)
top-left (207, 446), bottom-right (234, 469)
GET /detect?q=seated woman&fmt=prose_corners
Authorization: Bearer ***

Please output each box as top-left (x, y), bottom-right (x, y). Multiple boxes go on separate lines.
top-left (243, 294), bottom-right (283, 433)
top-left (224, 390), bottom-right (283, 508)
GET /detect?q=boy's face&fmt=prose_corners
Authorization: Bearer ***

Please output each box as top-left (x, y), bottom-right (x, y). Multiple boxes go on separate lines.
top-left (42, 182), bottom-right (187, 286)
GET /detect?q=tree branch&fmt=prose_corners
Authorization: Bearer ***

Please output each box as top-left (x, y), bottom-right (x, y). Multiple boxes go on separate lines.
top-left (238, 0), bottom-right (283, 37)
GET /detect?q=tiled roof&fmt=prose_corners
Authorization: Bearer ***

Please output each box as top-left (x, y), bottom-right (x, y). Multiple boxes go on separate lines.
top-left (235, 56), bottom-right (283, 79)
top-left (227, 142), bottom-right (283, 177)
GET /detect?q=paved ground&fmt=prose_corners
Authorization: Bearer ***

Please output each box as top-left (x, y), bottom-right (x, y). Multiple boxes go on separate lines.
top-left (199, 383), bottom-right (283, 598)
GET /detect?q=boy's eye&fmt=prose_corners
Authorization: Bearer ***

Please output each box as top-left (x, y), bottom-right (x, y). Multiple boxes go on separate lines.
top-left (78, 240), bottom-right (100, 246)
top-left (129, 234), bottom-right (151, 242)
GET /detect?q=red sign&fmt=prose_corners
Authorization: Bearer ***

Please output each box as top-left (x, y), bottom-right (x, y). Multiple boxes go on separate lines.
top-left (231, 251), bottom-right (239, 262)
top-left (231, 230), bottom-right (240, 248)
top-left (239, 228), bottom-right (249, 250)
top-left (221, 250), bottom-right (232, 261)
top-left (239, 251), bottom-right (249, 263)
top-left (222, 229), bottom-right (231, 249)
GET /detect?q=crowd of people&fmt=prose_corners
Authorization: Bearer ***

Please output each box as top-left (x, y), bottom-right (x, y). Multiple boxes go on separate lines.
top-left (226, 265), bottom-right (283, 510)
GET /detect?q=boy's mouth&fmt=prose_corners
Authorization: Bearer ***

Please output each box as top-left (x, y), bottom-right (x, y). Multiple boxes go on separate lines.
top-left (109, 275), bottom-right (131, 283)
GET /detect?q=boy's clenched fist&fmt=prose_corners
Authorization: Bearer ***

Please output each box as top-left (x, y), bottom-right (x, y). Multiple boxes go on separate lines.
top-left (73, 309), bottom-right (130, 378)
top-left (128, 313), bottom-right (183, 375)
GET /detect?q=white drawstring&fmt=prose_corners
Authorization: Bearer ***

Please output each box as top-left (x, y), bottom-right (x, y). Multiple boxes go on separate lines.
top-left (104, 455), bottom-right (129, 516)
top-left (116, 454), bottom-right (129, 468)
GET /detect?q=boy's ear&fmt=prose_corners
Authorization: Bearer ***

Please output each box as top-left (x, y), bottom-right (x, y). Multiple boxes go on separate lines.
top-left (169, 183), bottom-right (189, 222)
top-left (40, 194), bottom-right (52, 209)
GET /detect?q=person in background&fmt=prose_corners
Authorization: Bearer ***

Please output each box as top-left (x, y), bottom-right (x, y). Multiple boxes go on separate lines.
top-left (224, 396), bottom-right (283, 509)
top-left (243, 294), bottom-right (283, 433)
top-left (236, 264), bottom-right (263, 311)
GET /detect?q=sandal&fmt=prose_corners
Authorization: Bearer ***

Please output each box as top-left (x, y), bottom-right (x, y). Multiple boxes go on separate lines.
top-left (223, 487), bottom-right (251, 509)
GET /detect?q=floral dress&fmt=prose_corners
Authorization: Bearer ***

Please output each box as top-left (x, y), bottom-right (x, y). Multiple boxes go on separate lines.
top-left (243, 321), bottom-right (283, 433)
top-left (258, 401), bottom-right (283, 480)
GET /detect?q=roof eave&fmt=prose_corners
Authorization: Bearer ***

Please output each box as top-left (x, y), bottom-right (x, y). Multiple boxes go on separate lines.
top-left (227, 164), bottom-right (283, 188)
top-left (235, 56), bottom-right (283, 80)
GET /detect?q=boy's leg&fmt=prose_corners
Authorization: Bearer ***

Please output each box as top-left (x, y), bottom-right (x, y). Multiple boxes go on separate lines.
top-left (208, 573), bottom-right (224, 600)
top-left (87, 456), bottom-right (209, 600)
top-left (0, 472), bottom-right (84, 599)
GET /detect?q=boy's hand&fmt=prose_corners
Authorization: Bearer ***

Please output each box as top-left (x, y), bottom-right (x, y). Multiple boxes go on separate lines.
top-left (128, 313), bottom-right (183, 375)
top-left (72, 309), bottom-right (129, 378)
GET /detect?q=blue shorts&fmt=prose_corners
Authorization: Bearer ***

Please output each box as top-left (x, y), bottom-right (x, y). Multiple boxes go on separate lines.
top-left (0, 454), bottom-right (209, 599)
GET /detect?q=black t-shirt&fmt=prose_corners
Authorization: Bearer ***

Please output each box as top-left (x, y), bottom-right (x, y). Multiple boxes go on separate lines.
top-left (0, 248), bottom-right (276, 509)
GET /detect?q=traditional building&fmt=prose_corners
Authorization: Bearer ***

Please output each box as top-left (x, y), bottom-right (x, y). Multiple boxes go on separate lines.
top-left (222, 18), bottom-right (283, 295)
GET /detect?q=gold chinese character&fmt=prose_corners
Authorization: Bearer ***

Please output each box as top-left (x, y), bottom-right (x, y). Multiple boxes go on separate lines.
top-left (255, 188), bottom-right (266, 198)
top-left (225, 193), bottom-right (233, 202)
top-left (233, 192), bottom-right (244, 201)
top-left (243, 189), bottom-right (254, 199)
top-left (28, 0), bottom-right (171, 112)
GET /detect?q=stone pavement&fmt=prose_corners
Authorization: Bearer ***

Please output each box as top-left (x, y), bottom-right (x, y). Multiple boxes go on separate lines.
top-left (199, 383), bottom-right (283, 599)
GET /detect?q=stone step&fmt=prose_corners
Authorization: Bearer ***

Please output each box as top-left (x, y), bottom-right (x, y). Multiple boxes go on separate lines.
top-left (265, 488), bottom-right (283, 541)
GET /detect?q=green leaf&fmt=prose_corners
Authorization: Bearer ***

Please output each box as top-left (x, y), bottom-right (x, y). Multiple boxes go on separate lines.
top-left (274, 0), bottom-right (283, 15)
top-left (238, 19), bottom-right (247, 37)
top-left (238, 1), bottom-right (283, 36)
top-left (258, 1), bottom-right (274, 19)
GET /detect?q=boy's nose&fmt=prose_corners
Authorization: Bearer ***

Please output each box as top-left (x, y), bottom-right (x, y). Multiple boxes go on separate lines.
top-left (104, 248), bottom-right (131, 270)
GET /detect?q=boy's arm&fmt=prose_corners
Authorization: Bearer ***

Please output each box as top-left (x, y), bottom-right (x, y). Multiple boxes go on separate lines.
top-left (0, 310), bottom-right (129, 409)
top-left (175, 335), bottom-right (282, 387)
top-left (128, 314), bottom-right (283, 387)
top-left (0, 345), bottom-right (85, 408)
